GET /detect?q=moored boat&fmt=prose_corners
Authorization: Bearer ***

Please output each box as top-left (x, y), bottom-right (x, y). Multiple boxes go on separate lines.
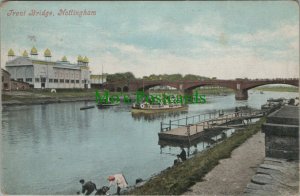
top-left (131, 102), bottom-right (188, 113)
top-left (97, 102), bottom-right (120, 108)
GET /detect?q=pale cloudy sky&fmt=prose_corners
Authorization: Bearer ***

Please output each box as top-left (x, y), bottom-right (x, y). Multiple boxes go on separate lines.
top-left (1, 1), bottom-right (299, 79)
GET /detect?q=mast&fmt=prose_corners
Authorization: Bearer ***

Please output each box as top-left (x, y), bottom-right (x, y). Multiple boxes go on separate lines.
top-left (101, 64), bottom-right (103, 84)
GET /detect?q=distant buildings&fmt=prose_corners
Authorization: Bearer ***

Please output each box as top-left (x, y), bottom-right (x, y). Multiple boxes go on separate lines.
top-left (5, 47), bottom-right (91, 89)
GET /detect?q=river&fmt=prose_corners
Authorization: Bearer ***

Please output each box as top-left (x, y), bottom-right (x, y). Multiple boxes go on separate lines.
top-left (1, 90), bottom-right (297, 194)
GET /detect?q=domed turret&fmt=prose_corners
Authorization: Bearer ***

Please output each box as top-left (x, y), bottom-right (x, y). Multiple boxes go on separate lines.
top-left (82, 56), bottom-right (89, 63)
top-left (77, 55), bottom-right (83, 62)
top-left (22, 50), bottom-right (29, 57)
top-left (44, 48), bottom-right (52, 57)
top-left (30, 46), bottom-right (38, 56)
top-left (61, 56), bottom-right (68, 62)
top-left (8, 48), bottom-right (15, 56)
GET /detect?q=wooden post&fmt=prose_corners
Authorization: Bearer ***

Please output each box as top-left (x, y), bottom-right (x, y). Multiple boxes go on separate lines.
top-left (169, 120), bottom-right (171, 130)
top-left (186, 116), bottom-right (188, 125)
top-left (160, 122), bottom-right (163, 132)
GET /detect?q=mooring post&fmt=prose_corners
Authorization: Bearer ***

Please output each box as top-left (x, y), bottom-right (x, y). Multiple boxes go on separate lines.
top-left (186, 116), bottom-right (188, 125)
top-left (160, 122), bottom-right (162, 132)
top-left (169, 120), bottom-right (171, 130)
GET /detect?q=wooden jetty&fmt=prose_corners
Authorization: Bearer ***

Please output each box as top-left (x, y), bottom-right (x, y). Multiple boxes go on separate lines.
top-left (158, 109), bottom-right (269, 143)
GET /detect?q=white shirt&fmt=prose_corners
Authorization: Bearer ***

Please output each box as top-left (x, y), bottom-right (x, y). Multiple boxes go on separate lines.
top-left (109, 174), bottom-right (128, 188)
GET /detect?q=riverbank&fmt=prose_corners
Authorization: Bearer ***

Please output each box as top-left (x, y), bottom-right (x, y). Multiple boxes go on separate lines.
top-left (2, 90), bottom-right (96, 106)
top-left (127, 118), bottom-right (265, 195)
top-left (255, 86), bottom-right (298, 92)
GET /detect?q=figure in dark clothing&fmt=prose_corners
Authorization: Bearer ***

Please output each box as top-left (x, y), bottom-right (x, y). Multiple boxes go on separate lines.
top-left (79, 179), bottom-right (97, 195)
top-left (235, 107), bottom-right (239, 117)
top-left (178, 147), bottom-right (187, 161)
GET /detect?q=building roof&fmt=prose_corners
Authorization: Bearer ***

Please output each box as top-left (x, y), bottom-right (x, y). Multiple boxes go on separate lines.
top-left (82, 56), bottom-right (89, 63)
top-left (2, 68), bottom-right (11, 76)
top-left (61, 56), bottom-right (68, 62)
top-left (30, 46), bottom-right (38, 55)
top-left (22, 50), bottom-right (29, 57)
top-left (77, 55), bottom-right (83, 62)
top-left (44, 48), bottom-right (52, 57)
top-left (8, 49), bottom-right (15, 56)
top-left (6, 56), bottom-right (82, 70)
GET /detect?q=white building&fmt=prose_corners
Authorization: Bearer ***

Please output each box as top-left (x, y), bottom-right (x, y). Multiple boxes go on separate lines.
top-left (90, 74), bottom-right (107, 88)
top-left (5, 47), bottom-right (91, 89)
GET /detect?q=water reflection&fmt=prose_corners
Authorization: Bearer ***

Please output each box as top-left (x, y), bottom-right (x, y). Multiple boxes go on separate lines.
top-left (131, 110), bottom-right (188, 122)
top-left (1, 91), bottom-right (297, 194)
top-left (159, 128), bottom-right (236, 159)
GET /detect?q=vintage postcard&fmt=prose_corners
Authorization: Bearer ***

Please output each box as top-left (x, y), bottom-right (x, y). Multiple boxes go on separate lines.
top-left (0, 1), bottom-right (299, 195)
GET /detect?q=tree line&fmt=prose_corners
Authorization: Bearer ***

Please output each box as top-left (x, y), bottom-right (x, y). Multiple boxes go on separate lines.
top-left (107, 72), bottom-right (214, 82)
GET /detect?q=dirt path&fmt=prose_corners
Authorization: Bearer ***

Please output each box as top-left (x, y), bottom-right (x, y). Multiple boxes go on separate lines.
top-left (183, 131), bottom-right (265, 195)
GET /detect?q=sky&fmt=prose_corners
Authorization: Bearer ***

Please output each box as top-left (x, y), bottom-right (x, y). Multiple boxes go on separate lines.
top-left (1, 1), bottom-right (299, 79)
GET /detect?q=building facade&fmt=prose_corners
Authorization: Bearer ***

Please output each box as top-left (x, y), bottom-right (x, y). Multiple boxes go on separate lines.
top-left (5, 48), bottom-right (91, 89)
top-left (2, 69), bottom-right (11, 90)
top-left (90, 74), bottom-right (107, 88)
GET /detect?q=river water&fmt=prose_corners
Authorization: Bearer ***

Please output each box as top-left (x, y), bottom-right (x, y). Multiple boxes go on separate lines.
top-left (1, 90), bottom-right (297, 194)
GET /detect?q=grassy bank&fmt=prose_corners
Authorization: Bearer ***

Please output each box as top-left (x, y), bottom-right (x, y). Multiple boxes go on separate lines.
top-left (255, 86), bottom-right (298, 92)
top-left (128, 118), bottom-right (265, 195)
top-left (1, 89), bottom-right (134, 102)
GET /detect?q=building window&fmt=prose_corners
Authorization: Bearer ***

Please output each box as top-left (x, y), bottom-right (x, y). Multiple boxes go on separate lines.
top-left (71, 80), bottom-right (75, 83)
top-left (41, 78), bottom-right (46, 83)
top-left (49, 79), bottom-right (53, 83)
top-left (60, 79), bottom-right (64, 83)
top-left (26, 78), bottom-right (32, 82)
top-left (17, 78), bottom-right (23, 82)
top-left (54, 79), bottom-right (58, 83)
top-left (76, 80), bottom-right (79, 83)
top-left (65, 80), bottom-right (69, 83)
top-left (35, 78), bottom-right (40, 82)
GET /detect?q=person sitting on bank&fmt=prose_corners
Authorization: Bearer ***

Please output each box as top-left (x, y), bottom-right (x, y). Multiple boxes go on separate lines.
top-left (178, 146), bottom-right (187, 161)
top-left (235, 107), bottom-right (239, 117)
top-left (108, 174), bottom-right (128, 195)
top-left (173, 155), bottom-right (183, 165)
top-left (79, 179), bottom-right (97, 195)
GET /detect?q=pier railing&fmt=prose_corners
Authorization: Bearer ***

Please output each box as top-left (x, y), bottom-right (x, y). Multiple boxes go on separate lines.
top-left (160, 109), bottom-right (263, 132)
top-left (160, 103), bottom-right (283, 132)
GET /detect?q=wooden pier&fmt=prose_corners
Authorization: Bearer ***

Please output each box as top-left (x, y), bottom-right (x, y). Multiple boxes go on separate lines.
top-left (158, 110), bottom-right (265, 143)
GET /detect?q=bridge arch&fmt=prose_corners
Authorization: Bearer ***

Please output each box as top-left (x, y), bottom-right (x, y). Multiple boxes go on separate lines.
top-left (137, 83), bottom-right (179, 92)
top-left (184, 83), bottom-right (235, 92)
top-left (244, 82), bottom-right (299, 90)
top-left (123, 86), bottom-right (129, 92)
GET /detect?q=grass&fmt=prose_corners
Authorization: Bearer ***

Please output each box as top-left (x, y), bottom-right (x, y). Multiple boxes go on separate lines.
top-left (128, 117), bottom-right (265, 195)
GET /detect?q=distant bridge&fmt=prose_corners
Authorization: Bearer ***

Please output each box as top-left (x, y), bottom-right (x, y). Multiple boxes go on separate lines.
top-left (103, 78), bottom-right (299, 100)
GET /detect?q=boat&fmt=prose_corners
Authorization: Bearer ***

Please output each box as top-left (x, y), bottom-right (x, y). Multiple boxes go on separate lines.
top-left (97, 102), bottom-right (120, 108)
top-left (131, 102), bottom-right (188, 113)
top-left (80, 105), bottom-right (95, 110)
